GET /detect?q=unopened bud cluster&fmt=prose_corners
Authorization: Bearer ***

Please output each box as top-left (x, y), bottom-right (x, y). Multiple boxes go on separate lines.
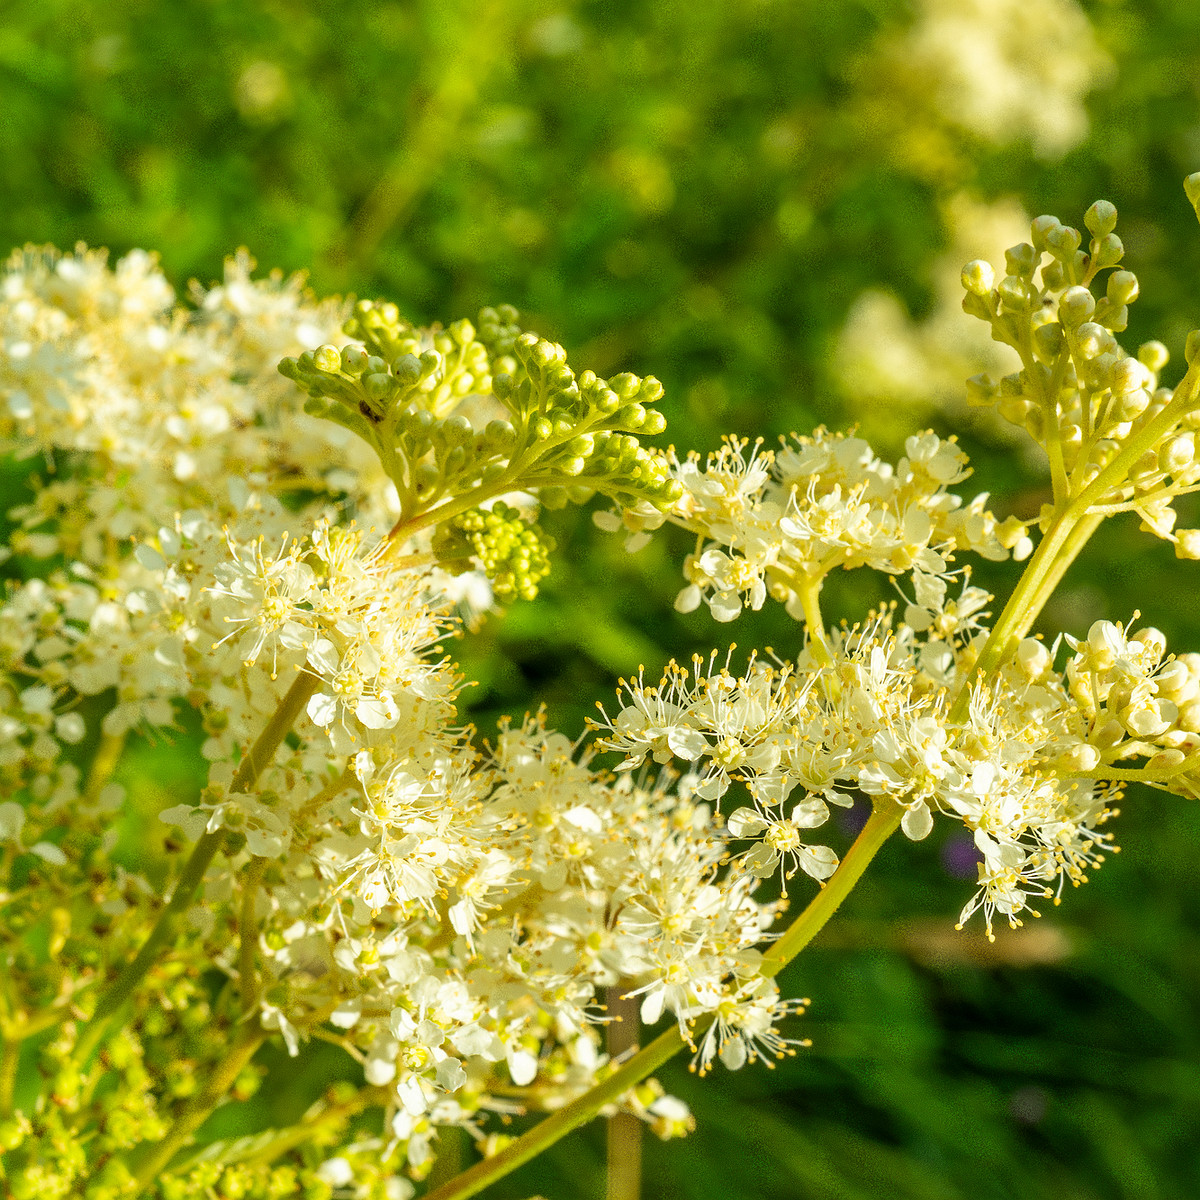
top-left (961, 200), bottom-right (1200, 550)
top-left (279, 303), bottom-right (681, 546)
top-left (447, 502), bottom-right (555, 602)
top-left (1010, 620), bottom-right (1200, 796)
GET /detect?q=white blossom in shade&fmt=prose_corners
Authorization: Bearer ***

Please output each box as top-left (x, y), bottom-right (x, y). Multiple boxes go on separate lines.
top-left (879, 0), bottom-right (1110, 157)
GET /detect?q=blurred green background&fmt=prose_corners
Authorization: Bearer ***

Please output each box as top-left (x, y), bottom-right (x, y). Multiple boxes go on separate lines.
top-left (5, 0), bottom-right (1200, 1196)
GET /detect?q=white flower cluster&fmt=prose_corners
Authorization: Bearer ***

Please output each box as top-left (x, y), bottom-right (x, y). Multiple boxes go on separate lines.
top-left (0, 246), bottom-right (808, 1188)
top-left (648, 428), bottom-right (1029, 625)
top-left (5, 201), bottom-right (1199, 1194)
top-left (595, 607), bottom-right (1127, 940)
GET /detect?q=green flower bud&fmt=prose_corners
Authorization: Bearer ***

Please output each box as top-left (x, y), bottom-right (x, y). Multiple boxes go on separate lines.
top-left (1085, 200), bottom-right (1118, 237)
top-left (1075, 322), bottom-right (1112, 360)
top-left (610, 372), bottom-right (641, 400)
top-left (450, 318), bottom-right (476, 346)
top-left (960, 259), bottom-right (995, 296)
top-left (1096, 302), bottom-right (1128, 333)
top-left (997, 276), bottom-right (1032, 310)
top-left (442, 414), bottom-right (473, 441)
top-left (1000, 371), bottom-right (1025, 397)
top-left (1138, 341), bottom-right (1169, 373)
top-left (1092, 233), bottom-right (1124, 269)
top-left (617, 403), bottom-right (647, 429)
top-left (965, 374), bottom-right (997, 406)
top-left (1186, 172), bottom-right (1200, 219)
top-left (313, 344), bottom-right (342, 373)
top-left (1004, 242), bottom-right (1038, 278)
top-left (393, 353), bottom-right (422, 385)
top-left (485, 419), bottom-right (517, 449)
top-left (1033, 321), bottom-right (1065, 360)
top-left (641, 410), bottom-right (667, 435)
top-left (1030, 214), bottom-right (1062, 251)
top-left (640, 376), bottom-right (664, 402)
top-left (1161, 432), bottom-right (1196, 476)
top-left (546, 364), bottom-right (576, 391)
top-left (405, 408), bottom-right (433, 436)
top-left (419, 350), bottom-right (442, 376)
top-left (364, 373), bottom-right (392, 401)
top-left (595, 388), bottom-right (621, 414)
top-left (1041, 260), bottom-right (1066, 292)
top-left (340, 346), bottom-right (368, 376)
top-left (1109, 357), bottom-right (1149, 396)
top-left (1044, 224), bottom-right (1082, 258)
top-left (1107, 270), bottom-right (1139, 306)
top-left (1058, 286), bottom-right (1095, 328)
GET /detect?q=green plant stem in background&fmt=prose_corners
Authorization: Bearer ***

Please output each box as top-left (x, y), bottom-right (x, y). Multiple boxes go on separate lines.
top-left (73, 670), bottom-right (320, 1065)
top-left (327, 0), bottom-right (512, 274)
top-left (238, 857), bottom-right (268, 1014)
top-left (82, 730), bottom-right (126, 806)
top-left (606, 984), bottom-right (643, 1200)
top-left (0, 1034), bottom-right (17, 1117)
top-left (422, 801), bottom-right (904, 1200)
top-left (236, 1086), bottom-right (389, 1169)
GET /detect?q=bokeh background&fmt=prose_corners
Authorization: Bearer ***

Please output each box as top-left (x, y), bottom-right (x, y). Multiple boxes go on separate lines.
top-left (4, 0), bottom-right (1200, 1196)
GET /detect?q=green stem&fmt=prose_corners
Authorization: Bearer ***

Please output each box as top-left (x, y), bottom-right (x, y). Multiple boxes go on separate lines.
top-left (421, 802), bottom-right (902, 1200)
top-left (83, 730), bottom-right (126, 806)
top-left (947, 506), bottom-right (1082, 724)
top-left (129, 1023), bottom-right (267, 1190)
top-left (233, 1086), bottom-right (388, 1169)
top-left (0, 1036), bottom-right (17, 1116)
top-left (794, 575), bottom-right (830, 665)
top-left (949, 357), bottom-right (1200, 727)
top-left (238, 858), bottom-right (267, 1013)
top-left (761, 801), bottom-right (903, 977)
top-left (74, 670), bottom-right (320, 1064)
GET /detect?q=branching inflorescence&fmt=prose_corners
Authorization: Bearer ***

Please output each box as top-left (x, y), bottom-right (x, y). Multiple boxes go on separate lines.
top-left (3, 181), bottom-right (1200, 1199)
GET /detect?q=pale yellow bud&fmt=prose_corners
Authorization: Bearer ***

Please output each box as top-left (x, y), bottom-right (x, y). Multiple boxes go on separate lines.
top-left (1147, 748), bottom-right (1186, 772)
top-left (1160, 432), bottom-right (1196, 477)
top-left (1058, 743), bottom-right (1100, 772)
top-left (1178, 700), bottom-right (1200, 733)
top-left (1138, 340), bottom-right (1169, 373)
top-left (1016, 638), bottom-right (1049, 680)
top-left (1131, 627), bottom-right (1168, 661)
top-left (1174, 529), bottom-right (1200, 560)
